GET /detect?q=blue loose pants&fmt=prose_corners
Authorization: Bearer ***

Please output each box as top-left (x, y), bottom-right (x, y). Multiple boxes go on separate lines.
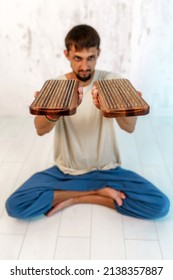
top-left (6, 166), bottom-right (170, 219)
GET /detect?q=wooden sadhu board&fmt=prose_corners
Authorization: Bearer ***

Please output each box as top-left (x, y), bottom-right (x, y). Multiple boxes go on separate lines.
top-left (93, 79), bottom-right (150, 117)
top-left (29, 78), bottom-right (149, 117)
top-left (29, 79), bottom-right (79, 116)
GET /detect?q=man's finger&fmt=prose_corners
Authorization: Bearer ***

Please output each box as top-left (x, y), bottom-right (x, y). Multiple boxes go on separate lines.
top-left (34, 91), bottom-right (39, 98)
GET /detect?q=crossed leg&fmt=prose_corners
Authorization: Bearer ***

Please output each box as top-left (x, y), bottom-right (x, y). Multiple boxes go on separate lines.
top-left (46, 187), bottom-right (126, 216)
top-left (6, 166), bottom-right (170, 220)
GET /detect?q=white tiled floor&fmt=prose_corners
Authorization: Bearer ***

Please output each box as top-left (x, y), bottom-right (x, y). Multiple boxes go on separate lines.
top-left (0, 115), bottom-right (173, 260)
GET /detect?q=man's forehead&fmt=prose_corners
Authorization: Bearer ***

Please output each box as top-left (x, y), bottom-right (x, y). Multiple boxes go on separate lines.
top-left (69, 46), bottom-right (98, 56)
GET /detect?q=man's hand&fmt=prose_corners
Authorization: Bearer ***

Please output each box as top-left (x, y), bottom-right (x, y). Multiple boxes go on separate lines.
top-left (77, 87), bottom-right (83, 106)
top-left (91, 85), bottom-right (100, 109)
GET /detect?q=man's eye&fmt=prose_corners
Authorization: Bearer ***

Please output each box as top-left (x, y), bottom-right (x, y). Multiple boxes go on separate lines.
top-left (74, 56), bottom-right (81, 61)
top-left (88, 56), bottom-right (95, 61)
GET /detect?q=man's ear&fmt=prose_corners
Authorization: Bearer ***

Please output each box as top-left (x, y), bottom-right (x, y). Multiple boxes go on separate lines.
top-left (97, 48), bottom-right (101, 57)
top-left (64, 50), bottom-right (70, 60)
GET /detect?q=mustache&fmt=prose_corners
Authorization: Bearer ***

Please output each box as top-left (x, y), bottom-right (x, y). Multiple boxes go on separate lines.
top-left (78, 70), bottom-right (91, 73)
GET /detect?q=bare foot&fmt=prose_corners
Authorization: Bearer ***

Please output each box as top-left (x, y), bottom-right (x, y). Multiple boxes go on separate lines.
top-left (46, 197), bottom-right (76, 217)
top-left (46, 194), bottom-right (115, 217)
top-left (46, 187), bottom-right (126, 217)
top-left (96, 187), bottom-right (126, 206)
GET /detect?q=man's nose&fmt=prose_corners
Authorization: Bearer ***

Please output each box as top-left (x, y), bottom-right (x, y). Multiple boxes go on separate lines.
top-left (80, 59), bottom-right (89, 70)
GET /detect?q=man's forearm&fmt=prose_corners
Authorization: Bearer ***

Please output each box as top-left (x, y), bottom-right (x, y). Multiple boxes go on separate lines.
top-left (34, 115), bottom-right (59, 136)
top-left (116, 116), bottom-right (137, 133)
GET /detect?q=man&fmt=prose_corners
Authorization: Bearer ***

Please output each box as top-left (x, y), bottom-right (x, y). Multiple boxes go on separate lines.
top-left (6, 24), bottom-right (169, 219)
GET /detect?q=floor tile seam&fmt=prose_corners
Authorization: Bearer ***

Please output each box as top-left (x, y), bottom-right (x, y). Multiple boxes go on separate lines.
top-left (122, 216), bottom-right (127, 260)
top-left (88, 205), bottom-right (93, 260)
top-left (153, 221), bottom-right (164, 259)
top-left (52, 212), bottom-right (65, 259)
top-left (124, 238), bottom-right (159, 241)
top-left (16, 221), bottom-right (30, 260)
top-left (0, 233), bottom-right (25, 237)
top-left (57, 235), bottom-right (91, 239)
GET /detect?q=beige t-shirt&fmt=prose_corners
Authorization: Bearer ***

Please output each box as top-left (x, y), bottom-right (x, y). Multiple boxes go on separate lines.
top-left (54, 69), bottom-right (121, 175)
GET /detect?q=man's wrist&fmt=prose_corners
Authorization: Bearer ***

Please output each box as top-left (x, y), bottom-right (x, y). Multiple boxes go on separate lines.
top-left (45, 115), bottom-right (61, 123)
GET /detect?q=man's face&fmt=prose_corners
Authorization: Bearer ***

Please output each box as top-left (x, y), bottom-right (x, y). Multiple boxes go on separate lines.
top-left (64, 46), bottom-right (100, 82)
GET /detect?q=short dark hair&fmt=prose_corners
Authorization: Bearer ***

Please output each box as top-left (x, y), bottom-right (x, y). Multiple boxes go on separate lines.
top-left (65, 24), bottom-right (100, 51)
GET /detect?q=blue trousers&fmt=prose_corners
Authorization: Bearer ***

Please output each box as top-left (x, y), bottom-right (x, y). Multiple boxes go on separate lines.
top-left (6, 166), bottom-right (170, 220)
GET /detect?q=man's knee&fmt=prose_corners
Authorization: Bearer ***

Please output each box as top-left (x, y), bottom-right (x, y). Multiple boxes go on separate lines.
top-left (6, 194), bottom-right (24, 219)
top-left (117, 191), bottom-right (170, 220)
top-left (156, 193), bottom-right (170, 218)
top-left (141, 189), bottom-right (170, 220)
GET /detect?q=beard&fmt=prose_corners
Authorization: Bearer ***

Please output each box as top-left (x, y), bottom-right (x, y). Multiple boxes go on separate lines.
top-left (74, 70), bottom-right (93, 82)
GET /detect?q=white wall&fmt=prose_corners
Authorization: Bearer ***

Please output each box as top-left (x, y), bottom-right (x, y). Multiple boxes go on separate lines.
top-left (0, 0), bottom-right (173, 115)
